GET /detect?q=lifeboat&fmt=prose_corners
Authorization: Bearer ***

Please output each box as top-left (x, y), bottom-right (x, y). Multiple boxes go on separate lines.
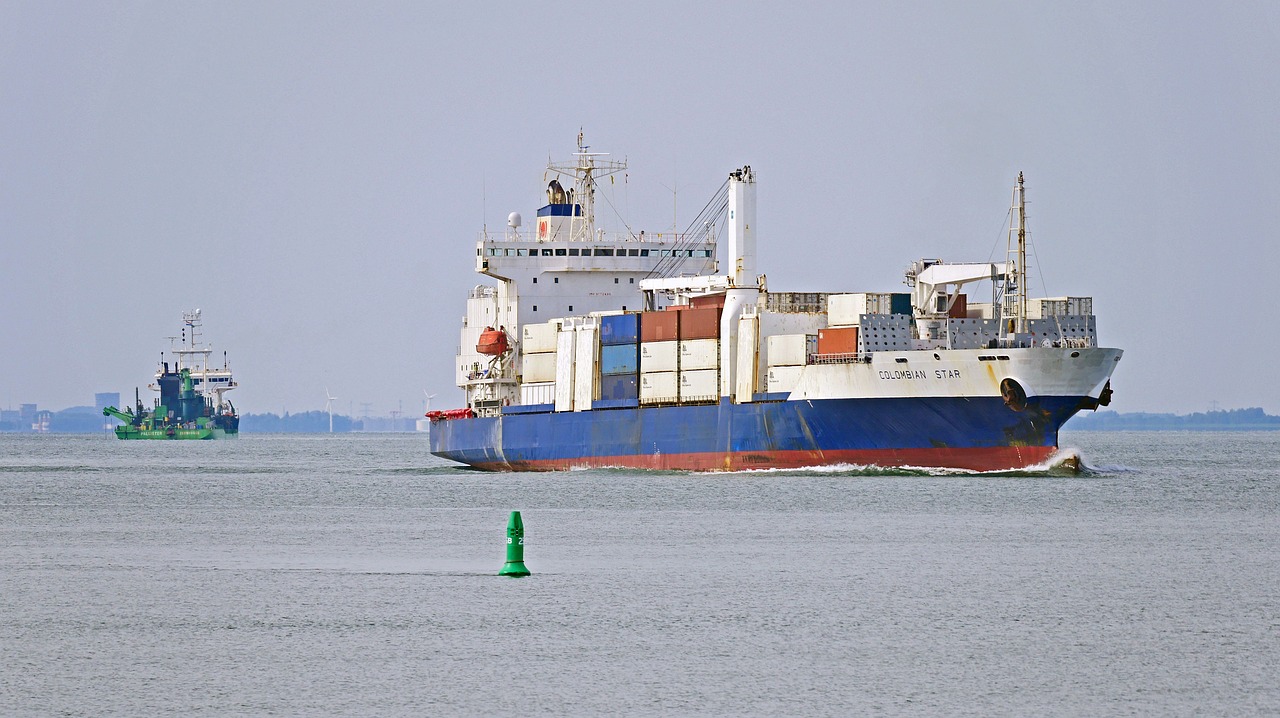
top-left (476, 327), bottom-right (509, 356)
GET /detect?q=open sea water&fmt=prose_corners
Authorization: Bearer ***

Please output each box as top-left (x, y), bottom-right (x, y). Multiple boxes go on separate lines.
top-left (1, 431), bottom-right (1277, 717)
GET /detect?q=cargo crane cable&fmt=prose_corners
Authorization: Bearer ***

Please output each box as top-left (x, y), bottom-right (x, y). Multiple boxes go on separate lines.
top-left (646, 178), bottom-right (730, 279)
top-left (646, 180), bottom-right (728, 278)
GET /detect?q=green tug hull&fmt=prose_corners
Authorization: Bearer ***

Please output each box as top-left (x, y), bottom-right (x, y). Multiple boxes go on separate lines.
top-left (112, 425), bottom-right (236, 440)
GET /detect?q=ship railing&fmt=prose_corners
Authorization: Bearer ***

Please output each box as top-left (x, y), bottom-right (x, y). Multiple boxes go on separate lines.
top-left (478, 229), bottom-right (705, 245)
top-left (808, 352), bottom-right (871, 365)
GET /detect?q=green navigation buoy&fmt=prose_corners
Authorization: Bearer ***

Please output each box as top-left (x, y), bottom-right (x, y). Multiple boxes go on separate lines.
top-left (499, 510), bottom-right (531, 577)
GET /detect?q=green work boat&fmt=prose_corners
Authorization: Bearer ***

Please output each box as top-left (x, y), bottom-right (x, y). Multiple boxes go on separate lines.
top-left (103, 310), bottom-right (240, 440)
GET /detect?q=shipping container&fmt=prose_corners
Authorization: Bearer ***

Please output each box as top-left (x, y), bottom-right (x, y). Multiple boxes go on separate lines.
top-left (600, 343), bottom-right (640, 375)
top-left (639, 371), bottom-right (678, 404)
top-left (679, 369), bottom-right (720, 402)
top-left (817, 326), bottom-right (859, 355)
top-left (766, 334), bottom-right (815, 367)
top-left (573, 325), bottom-right (598, 412)
top-left (554, 330), bottom-right (576, 412)
top-left (640, 311), bottom-right (679, 342)
top-left (678, 338), bottom-right (719, 371)
top-left (599, 373), bottom-right (639, 401)
top-left (639, 340), bottom-right (679, 373)
top-left (599, 313), bottom-right (640, 346)
top-left (948, 293), bottom-right (967, 319)
top-left (690, 293), bottom-right (727, 309)
top-left (828, 292), bottom-right (892, 326)
top-left (522, 352), bottom-right (557, 383)
top-left (519, 381), bottom-right (556, 406)
top-left (766, 365), bottom-right (804, 394)
top-left (678, 307), bottom-right (721, 340)
top-left (521, 321), bottom-right (559, 354)
top-left (967, 302), bottom-right (996, 319)
top-left (890, 293), bottom-right (912, 315)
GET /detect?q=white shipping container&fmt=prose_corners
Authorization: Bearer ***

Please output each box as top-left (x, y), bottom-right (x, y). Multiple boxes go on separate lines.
top-left (640, 371), bottom-right (679, 403)
top-left (640, 340), bottom-right (679, 373)
top-left (519, 381), bottom-right (556, 406)
top-left (766, 334), bottom-right (815, 367)
top-left (828, 293), bottom-right (891, 326)
top-left (522, 352), bottom-right (557, 383)
top-left (521, 321), bottom-right (560, 354)
top-left (573, 325), bottom-right (598, 412)
top-left (967, 302), bottom-right (996, 319)
top-left (766, 365), bottom-right (805, 394)
top-left (679, 369), bottom-right (720, 401)
top-left (678, 338), bottom-right (719, 371)
top-left (554, 329), bottom-right (576, 412)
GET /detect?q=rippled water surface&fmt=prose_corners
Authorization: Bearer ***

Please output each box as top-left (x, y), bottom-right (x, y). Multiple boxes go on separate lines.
top-left (2, 431), bottom-right (1277, 716)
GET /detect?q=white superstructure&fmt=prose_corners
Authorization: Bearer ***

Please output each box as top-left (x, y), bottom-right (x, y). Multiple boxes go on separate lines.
top-left (151, 309), bottom-right (237, 415)
top-left (456, 135), bottom-right (719, 415)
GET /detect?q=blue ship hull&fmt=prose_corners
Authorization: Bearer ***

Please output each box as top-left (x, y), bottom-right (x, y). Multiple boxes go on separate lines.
top-left (428, 395), bottom-right (1088, 471)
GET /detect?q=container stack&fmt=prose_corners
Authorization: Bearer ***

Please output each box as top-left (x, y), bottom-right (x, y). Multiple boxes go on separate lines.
top-left (677, 307), bottom-right (721, 403)
top-left (520, 320), bottom-right (559, 406)
top-left (639, 310), bottom-right (679, 404)
top-left (764, 333), bottom-right (814, 394)
top-left (597, 313), bottom-right (640, 408)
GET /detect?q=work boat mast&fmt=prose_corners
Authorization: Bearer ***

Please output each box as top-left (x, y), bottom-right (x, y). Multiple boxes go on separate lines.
top-left (1001, 172), bottom-right (1030, 340)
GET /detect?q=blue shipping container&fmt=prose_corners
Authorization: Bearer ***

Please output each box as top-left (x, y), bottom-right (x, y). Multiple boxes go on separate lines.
top-left (891, 293), bottom-right (912, 315)
top-left (599, 373), bottom-right (639, 400)
top-left (600, 313), bottom-right (640, 346)
top-left (600, 344), bottom-right (640, 375)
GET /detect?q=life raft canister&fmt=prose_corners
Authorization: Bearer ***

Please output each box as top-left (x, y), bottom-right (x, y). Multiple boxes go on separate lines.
top-left (476, 327), bottom-right (509, 356)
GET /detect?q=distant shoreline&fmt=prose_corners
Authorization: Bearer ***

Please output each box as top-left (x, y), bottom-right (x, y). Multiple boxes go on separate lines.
top-left (1065, 407), bottom-right (1280, 432)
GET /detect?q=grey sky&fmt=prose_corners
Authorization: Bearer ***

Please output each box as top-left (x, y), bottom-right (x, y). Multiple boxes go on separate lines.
top-left (3, 2), bottom-right (1278, 416)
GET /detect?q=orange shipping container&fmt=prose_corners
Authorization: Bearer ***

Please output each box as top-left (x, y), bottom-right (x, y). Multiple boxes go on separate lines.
top-left (678, 307), bottom-right (721, 340)
top-left (817, 326), bottom-right (859, 355)
top-left (641, 311), bottom-right (680, 342)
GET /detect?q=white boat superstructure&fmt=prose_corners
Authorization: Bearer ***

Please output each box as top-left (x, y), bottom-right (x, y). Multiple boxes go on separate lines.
top-left (151, 309), bottom-right (238, 415)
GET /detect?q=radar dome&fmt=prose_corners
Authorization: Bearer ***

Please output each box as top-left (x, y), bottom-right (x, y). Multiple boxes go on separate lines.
top-left (508, 212), bottom-right (522, 228)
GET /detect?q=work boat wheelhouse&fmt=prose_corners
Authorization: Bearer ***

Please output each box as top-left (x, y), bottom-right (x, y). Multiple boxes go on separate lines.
top-left (429, 138), bottom-right (1121, 472)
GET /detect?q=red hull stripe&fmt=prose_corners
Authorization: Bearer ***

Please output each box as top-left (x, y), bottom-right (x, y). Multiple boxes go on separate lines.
top-left (468, 446), bottom-right (1058, 473)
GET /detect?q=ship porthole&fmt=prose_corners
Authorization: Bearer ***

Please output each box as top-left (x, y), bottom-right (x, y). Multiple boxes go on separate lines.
top-left (1000, 378), bottom-right (1027, 412)
top-left (1071, 351), bottom-right (1080, 358)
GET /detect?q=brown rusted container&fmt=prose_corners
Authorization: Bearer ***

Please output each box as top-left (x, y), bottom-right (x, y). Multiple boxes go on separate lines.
top-left (641, 311), bottom-right (680, 342)
top-left (948, 293), bottom-right (967, 319)
top-left (678, 307), bottom-right (721, 340)
top-left (690, 293), bottom-right (727, 309)
top-left (817, 326), bottom-right (859, 355)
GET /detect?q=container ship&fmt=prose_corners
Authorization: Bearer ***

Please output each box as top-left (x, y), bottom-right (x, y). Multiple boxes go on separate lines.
top-left (103, 310), bottom-right (240, 439)
top-left (428, 137), bottom-right (1121, 471)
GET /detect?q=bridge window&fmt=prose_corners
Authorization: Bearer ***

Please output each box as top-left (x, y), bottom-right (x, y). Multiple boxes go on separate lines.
top-left (555, 248), bottom-right (566, 256)
top-left (532, 278), bottom-right (537, 284)
top-left (640, 249), bottom-right (650, 257)
top-left (594, 248), bottom-right (614, 256)
top-left (614, 278), bottom-right (619, 284)
top-left (554, 277), bottom-right (559, 283)
top-left (568, 248), bottom-right (580, 256)
top-left (628, 249), bottom-right (639, 256)
top-left (517, 249), bottom-right (528, 257)
top-left (541, 249), bottom-right (553, 256)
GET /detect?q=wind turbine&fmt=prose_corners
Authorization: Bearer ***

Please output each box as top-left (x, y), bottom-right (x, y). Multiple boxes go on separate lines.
top-left (325, 387), bottom-right (338, 433)
top-left (423, 389), bottom-right (438, 415)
